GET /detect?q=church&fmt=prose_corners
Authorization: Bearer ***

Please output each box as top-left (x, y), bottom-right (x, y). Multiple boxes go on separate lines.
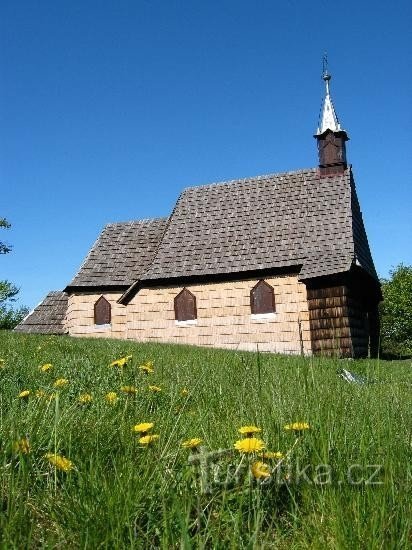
top-left (16, 71), bottom-right (381, 357)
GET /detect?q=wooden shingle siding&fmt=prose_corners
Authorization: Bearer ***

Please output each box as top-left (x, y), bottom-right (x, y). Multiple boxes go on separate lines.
top-left (307, 281), bottom-right (376, 358)
top-left (66, 293), bottom-right (127, 339)
top-left (126, 275), bottom-right (311, 354)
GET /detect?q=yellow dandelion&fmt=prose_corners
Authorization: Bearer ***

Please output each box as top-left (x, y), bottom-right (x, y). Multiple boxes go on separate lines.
top-left (284, 422), bottom-right (310, 432)
top-left (139, 361), bottom-right (154, 374)
top-left (39, 363), bottom-right (53, 372)
top-left (13, 437), bottom-right (30, 455)
top-left (251, 461), bottom-right (271, 479)
top-left (133, 422), bottom-right (154, 433)
top-left (120, 385), bottom-right (138, 395)
top-left (180, 388), bottom-right (189, 396)
top-left (105, 392), bottom-right (118, 404)
top-left (234, 437), bottom-right (265, 454)
top-left (260, 451), bottom-right (284, 460)
top-left (18, 390), bottom-right (30, 399)
top-left (53, 378), bottom-right (69, 388)
top-left (148, 385), bottom-right (161, 393)
top-left (181, 438), bottom-right (203, 449)
top-left (78, 393), bottom-right (93, 404)
top-left (35, 389), bottom-right (47, 398)
top-left (44, 452), bottom-right (73, 472)
top-left (139, 434), bottom-right (159, 445)
top-left (109, 355), bottom-right (132, 368)
top-left (238, 425), bottom-right (261, 437)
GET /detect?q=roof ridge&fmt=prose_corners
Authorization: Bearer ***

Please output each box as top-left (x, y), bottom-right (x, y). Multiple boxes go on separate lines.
top-left (104, 216), bottom-right (168, 228)
top-left (181, 167), bottom-right (319, 192)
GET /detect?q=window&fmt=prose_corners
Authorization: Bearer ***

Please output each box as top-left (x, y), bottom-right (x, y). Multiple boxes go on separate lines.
top-left (250, 280), bottom-right (275, 315)
top-left (94, 296), bottom-right (111, 325)
top-left (174, 288), bottom-right (197, 322)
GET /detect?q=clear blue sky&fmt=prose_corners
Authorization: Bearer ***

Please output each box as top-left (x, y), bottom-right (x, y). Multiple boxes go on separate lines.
top-left (1, 0), bottom-right (411, 310)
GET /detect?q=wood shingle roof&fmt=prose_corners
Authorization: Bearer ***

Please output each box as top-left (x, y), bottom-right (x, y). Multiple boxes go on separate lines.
top-left (141, 167), bottom-right (377, 284)
top-left (14, 291), bottom-right (68, 334)
top-left (66, 218), bottom-right (169, 289)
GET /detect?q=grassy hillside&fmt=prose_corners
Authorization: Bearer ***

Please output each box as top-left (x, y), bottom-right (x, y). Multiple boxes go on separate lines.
top-left (0, 331), bottom-right (411, 548)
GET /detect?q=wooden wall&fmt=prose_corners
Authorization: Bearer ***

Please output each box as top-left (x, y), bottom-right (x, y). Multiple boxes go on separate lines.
top-left (126, 275), bottom-right (311, 354)
top-left (66, 275), bottom-right (312, 354)
top-left (66, 292), bottom-right (127, 339)
top-left (307, 279), bottom-right (380, 358)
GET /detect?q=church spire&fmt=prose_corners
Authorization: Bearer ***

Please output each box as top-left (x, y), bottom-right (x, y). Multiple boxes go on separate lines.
top-left (314, 58), bottom-right (349, 176)
top-left (316, 70), bottom-right (342, 135)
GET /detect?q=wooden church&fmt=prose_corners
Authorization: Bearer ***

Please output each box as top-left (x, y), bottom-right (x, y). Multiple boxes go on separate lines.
top-left (16, 71), bottom-right (381, 357)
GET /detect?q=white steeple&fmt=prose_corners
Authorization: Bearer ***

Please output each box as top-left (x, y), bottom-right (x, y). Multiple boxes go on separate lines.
top-left (316, 70), bottom-right (343, 135)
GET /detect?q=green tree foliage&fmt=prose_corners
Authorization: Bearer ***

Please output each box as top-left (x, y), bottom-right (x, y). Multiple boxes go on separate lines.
top-left (0, 217), bottom-right (12, 254)
top-left (0, 219), bottom-right (29, 329)
top-left (380, 264), bottom-right (412, 357)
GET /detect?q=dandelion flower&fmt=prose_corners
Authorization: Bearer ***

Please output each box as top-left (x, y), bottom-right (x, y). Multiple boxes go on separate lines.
top-left (109, 355), bottom-right (132, 368)
top-left (148, 385), bottom-right (161, 393)
top-left (139, 361), bottom-right (154, 374)
top-left (260, 451), bottom-right (284, 460)
top-left (35, 389), bottom-right (46, 398)
top-left (121, 385), bottom-right (138, 395)
top-left (44, 452), bottom-right (73, 472)
top-left (139, 434), bottom-right (159, 445)
top-left (53, 378), bottom-right (69, 388)
top-left (133, 422), bottom-right (154, 434)
top-left (13, 437), bottom-right (30, 454)
top-left (284, 422), bottom-right (310, 432)
top-left (18, 390), bottom-right (30, 399)
top-left (105, 392), bottom-right (118, 404)
top-left (238, 425), bottom-right (261, 437)
top-left (234, 437), bottom-right (265, 454)
top-left (180, 388), bottom-right (189, 397)
top-left (78, 393), bottom-right (93, 404)
top-left (181, 438), bottom-right (202, 449)
top-left (39, 363), bottom-right (53, 372)
top-left (251, 461), bottom-right (271, 479)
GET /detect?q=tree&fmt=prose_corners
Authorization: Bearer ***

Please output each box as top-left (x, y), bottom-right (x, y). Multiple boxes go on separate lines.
top-left (0, 218), bottom-right (29, 329)
top-left (380, 264), bottom-right (412, 357)
top-left (0, 217), bottom-right (12, 254)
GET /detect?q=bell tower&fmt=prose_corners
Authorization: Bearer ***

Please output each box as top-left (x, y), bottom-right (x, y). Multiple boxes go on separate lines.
top-left (314, 63), bottom-right (349, 176)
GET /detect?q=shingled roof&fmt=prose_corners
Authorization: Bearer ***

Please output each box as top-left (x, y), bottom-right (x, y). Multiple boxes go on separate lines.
top-left (14, 291), bottom-right (68, 334)
top-left (66, 218), bottom-right (168, 289)
top-left (140, 166), bottom-right (377, 283)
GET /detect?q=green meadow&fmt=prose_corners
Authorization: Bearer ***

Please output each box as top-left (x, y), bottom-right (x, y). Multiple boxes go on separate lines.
top-left (0, 331), bottom-right (411, 548)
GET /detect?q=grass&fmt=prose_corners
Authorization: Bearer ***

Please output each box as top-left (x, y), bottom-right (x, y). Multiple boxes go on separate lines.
top-left (0, 331), bottom-right (411, 548)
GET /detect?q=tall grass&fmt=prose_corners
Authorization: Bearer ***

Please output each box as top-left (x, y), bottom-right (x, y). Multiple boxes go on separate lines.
top-left (0, 331), bottom-right (411, 548)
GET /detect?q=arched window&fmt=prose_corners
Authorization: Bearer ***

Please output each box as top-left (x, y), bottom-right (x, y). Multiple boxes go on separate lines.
top-left (174, 288), bottom-right (197, 322)
top-left (94, 296), bottom-right (111, 325)
top-left (250, 280), bottom-right (275, 315)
